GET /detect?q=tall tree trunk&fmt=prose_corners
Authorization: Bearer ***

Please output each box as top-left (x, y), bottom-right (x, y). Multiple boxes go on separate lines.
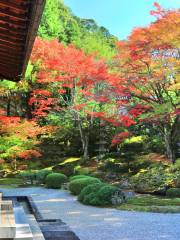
top-left (77, 119), bottom-right (89, 160)
top-left (7, 99), bottom-right (11, 116)
top-left (164, 133), bottom-right (175, 164)
top-left (83, 135), bottom-right (89, 160)
top-left (163, 115), bottom-right (180, 163)
top-left (98, 119), bottom-right (106, 160)
top-left (24, 92), bottom-right (33, 119)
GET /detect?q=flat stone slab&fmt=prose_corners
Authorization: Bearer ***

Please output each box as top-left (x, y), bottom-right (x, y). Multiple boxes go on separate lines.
top-left (0, 200), bottom-right (16, 239)
top-left (15, 224), bottom-right (33, 240)
top-left (27, 214), bottom-right (45, 240)
top-left (39, 219), bottom-right (79, 240)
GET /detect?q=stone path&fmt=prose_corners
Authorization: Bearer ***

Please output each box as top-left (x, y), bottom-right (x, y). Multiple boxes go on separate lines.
top-left (1, 187), bottom-right (180, 240)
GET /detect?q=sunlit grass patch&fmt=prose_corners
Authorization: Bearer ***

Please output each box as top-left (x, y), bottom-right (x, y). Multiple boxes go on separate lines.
top-left (60, 157), bottom-right (81, 165)
top-left (117, 195), bottom-right (180, 213)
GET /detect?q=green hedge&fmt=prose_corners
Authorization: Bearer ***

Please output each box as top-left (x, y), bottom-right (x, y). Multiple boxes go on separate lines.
top-left (19, 171), bottom-right (36, 184)
top-left (166, 188), bottom-right (180, 198)
top-left (78, 183), bottom-right (123, 206)
top-left (69, 175), bottom-right (89, 181)
top-left (69, 177), bottom-right (101, 195)
top-left (36, 170), bottom-right (52, 184)
top-left (46, 173), bottom-right (67, 189)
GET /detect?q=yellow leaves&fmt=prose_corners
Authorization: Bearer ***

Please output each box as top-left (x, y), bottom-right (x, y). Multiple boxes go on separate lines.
top-left (168, 83), bottom-right (180, 91)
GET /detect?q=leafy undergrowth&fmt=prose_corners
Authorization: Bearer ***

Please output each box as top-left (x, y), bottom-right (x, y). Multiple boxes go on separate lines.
top-left (0, 178), bottom-right (23, 184)
top-left (0, 178), bottom-right (24, 188)
top-left (117, 195), bottom-right (180, 213)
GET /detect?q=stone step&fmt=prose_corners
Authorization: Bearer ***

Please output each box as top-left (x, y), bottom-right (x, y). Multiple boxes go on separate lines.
top-left (27, 214), bottom-right (45, 240)
top-left (39, 220), bottom-right (80, 240)
top-left (14, 206), bottom-right (33, 240)
top-left (0, 200), bottom-right (16, 239)
top-left (15, 224), bottom-right (33, 240)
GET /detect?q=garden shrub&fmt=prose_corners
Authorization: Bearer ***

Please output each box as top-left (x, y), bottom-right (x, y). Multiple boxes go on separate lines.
top-left (78, 183), bottom-right (124, 206)
top-left (121, 136), bottom-right (147, 154)
top-left (52, 157), bottom-right (81, 176)
top-left (69, 177), bottom-right (101, 195)
top-left (52, 165), bottom-right (74, 176)
top-left (130, 165), bottom-right (176, 194)
top-left (147, 137), bottom-right (165, 154)
top-left (172, 159), bottom-right (180, 170)
top-left (94, 185), bottom-right (122, 206)
top-left (19, 171), bottom-right (36, 185)
top-left (99, 158), bottom-right (129, 173)
top-left (46, 173), bottom-right (67, 189)
top-left (69, 175), bottom-right (89, 181)
top-left (36, 169), bottom-right (52, 184)
top-left (166, 188), bottom-right (180, 198)
top-left (78, 183), bottom-right (106, 202)
top-left (74, 166), bottom-right (91, 175)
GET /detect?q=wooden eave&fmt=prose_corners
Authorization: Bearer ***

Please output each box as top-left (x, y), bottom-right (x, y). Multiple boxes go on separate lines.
top-left (0, 0), bottom-right (45, 82)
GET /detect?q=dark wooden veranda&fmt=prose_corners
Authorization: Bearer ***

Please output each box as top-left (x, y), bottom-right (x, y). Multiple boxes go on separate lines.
top-left (0, 0), bottom-right (45, 81)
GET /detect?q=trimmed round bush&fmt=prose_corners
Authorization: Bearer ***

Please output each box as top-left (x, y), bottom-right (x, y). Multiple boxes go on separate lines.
top-left (69, 177), bottom-right (101, 195)
top-left (95, 185), bottom-right (120, 205)
top-left (78, 183), bottom-right (106, 202)
top-left (78, 183), bottom-right (123, 206)
top-left (70, 175), bottom-right (89, 181)
top-left (46, 173), bottom-right (67, 189)
top-left (166, 188), bottom-right (180, 198)
top-left (36, 170), bottom-right (52, 184)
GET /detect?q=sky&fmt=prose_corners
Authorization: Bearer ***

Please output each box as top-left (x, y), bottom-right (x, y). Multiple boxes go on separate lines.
top-left (63, 0), bottom-right (180, 40)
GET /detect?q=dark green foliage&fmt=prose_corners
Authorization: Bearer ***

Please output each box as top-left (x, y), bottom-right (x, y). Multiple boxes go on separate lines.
top-left (36, 169), bottom-right (52, 184)
top-left (46, 173), bottom-right (67, 189)
top-left (78, 183), bottom-right (122, 206)
top-left (166, 188), bottom-right (180, 198)
top-left (69, 175), bottom-right (89, 181)
top-left (19, 171), bottom-right (36, 185)
top-left (121, 136), bottom-right (147, 154)
top-left (78, 183), bottom-right (106, 202)
top-left (69, 177), bottom-right (101, 195)
top-left (99, 158), bottom-right (130, 173)
top-left (52, 164), bottom-right (75, 176)
top-left (147, 137), bottom-right (165, 154)
top-left (94, 185), bottom-right (121, 206)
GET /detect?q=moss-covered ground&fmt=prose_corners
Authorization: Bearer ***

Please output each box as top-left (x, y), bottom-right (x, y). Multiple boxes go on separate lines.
top-left (117, 195), bottom-right (180, 213)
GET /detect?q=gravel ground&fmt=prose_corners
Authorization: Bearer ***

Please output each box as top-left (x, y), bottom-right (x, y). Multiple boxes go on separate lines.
top-left (1, 187), bottom-right (180, 240)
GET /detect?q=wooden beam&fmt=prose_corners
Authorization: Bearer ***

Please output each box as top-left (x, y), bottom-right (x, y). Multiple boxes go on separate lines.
top-left (0, 42), bottom-right (23, 51)
top-left (0, 55), bottom-right (21, 65)
top-left (0, 0), bottom-right (45, 81)
top-left (0, 1), bottom-right (30, 11)
top-left (0, 36), bottom-right (24, 45)
top-left (0, 8), bottom-right (28, 21)
top-left (0, 28), bottom-right (25, 39)
top-left (0, 51), bottom-right (22, 60)
top-left (0, 15), bottom-right (28, 28)
top-left (0, 25), bottom-right (27, 35)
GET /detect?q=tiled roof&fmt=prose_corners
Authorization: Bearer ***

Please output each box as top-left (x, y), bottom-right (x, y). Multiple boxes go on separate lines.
top-left (0, 0), bottom-right (45, 81)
